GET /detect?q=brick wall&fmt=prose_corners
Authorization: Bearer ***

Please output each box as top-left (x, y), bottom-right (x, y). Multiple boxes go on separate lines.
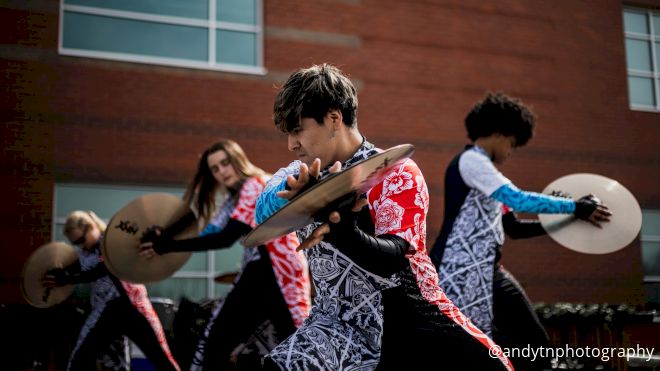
top-left (1, 0), bottom-right (658, 304)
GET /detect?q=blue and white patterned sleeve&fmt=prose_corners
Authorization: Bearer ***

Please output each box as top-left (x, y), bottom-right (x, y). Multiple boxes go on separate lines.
top-left (200, 223), bottom-right (221, 236)
top-left (458, 149), bottom-right (511, 196)
top-left (491, 184), bottom-right (576, 214)
top-left (255, 160), bottom-right (301, 224)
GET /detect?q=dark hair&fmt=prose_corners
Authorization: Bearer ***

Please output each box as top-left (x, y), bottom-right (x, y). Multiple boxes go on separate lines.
top-left (183, 139), bottom-right (267, 224)
top-left (465, 92), bottom-right (537, 147)
top-left (273, 63), bottom-right (358, 133)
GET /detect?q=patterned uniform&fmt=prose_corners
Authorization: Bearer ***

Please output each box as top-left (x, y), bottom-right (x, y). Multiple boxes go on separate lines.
top-left (190, 175), bottom-right (311, 370)
top-left (68, 242), bottom-right (179, 371)
top-left (257, 140), bottom-right (512, 370)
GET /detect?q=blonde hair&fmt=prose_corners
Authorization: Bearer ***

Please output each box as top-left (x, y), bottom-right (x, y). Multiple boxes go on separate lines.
top-left (63, 210), bottom-right (106, 240)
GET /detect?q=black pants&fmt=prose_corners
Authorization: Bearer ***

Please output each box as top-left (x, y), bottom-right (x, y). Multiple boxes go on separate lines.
top-left (68, 297), bottom-right (178, 371)
top-left (195, 247), bottom-right (296, 370)
top-left (493, 266), bottom-right (551, 371)
top-left (376, 267), bottom-right (510, 371)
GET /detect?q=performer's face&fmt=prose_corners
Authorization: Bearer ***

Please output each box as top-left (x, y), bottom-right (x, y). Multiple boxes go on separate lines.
top-left (207, 150), bottom-right (240, 189)
top-left (67, 223), bottom-right (100, 250)
top-left (491, 134), bottom-right (516, 164)
top-left (287, 114), bottom-right (336, 167)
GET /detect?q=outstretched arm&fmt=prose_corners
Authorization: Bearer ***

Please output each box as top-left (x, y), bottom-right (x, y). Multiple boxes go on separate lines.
top-left (143, 219), bottom-right (252, 255)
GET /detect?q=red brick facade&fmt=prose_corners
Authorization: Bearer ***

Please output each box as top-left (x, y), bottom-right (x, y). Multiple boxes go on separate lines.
top-left (2, 0), bottom-right (658, 304)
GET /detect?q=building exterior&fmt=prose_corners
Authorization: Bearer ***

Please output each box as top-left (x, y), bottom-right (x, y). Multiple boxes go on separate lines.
top-left (2, 0), bottom-right (659, 308)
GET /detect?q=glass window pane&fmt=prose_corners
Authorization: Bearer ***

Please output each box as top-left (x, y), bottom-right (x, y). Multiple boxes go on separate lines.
top-left (656, 42), bottom-right (660, 72)
top-left (624, 10), bottom-right (649, 34)
top-left (65, 0), bottom-right (208, 20)
top-left (63, 12), bottom-right (208, 62)
top-left (213, 241), bottom-right (244, 274)
top-left (653, 15), bottom-right (660, 36)
top-left (146, 277), bottom-right (207, 301)
top-left (214, 282), bottom-right (233, 298)
top-left (55, 184), bottom-right (184, 221)
top-left (216, 30), bottom-right (256, 65)
top-left (642, 210), bottom-right (660, 233)
top-left (625, 39), bottom-right (652, 71)
top-left (628, 77), bottom-right (656, 106)
top-left (641, 241), bottom-right (660, 276)
top-left (217, 0), bottom-right (256, 24)
top-left (180, 252), bottom-right (208, 272)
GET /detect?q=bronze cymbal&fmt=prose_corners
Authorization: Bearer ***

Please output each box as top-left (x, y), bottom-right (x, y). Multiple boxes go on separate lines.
top-left (103, 193), bottom-right (197, 283)
top-left (214, 271), bottom-right (239, 284)
top-left (538, 173), bottom-right (642, 254)
top-left (244, 144), bottom-right (415, 247)
top-left (21, 242), bottom-right (78, 308)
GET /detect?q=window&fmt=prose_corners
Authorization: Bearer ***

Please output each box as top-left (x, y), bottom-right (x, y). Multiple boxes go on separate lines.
top-left (59, 0), bottom-right (264, 74)
top-left (641, 210), bottom-right (660, 306)
top-left (623, 7), bottom-right (660, 112)
top-left (53, 183), bottom-right (244, 301)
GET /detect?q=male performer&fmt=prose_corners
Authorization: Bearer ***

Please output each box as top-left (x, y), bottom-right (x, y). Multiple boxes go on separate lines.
top-left (255, 64), bottom-right (513, 370)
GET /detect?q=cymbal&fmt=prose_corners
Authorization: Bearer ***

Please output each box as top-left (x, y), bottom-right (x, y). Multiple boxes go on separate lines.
top-left (214, 271), bottom-right (239, 284)
top-left (21, 242), bottom-right (78, 308)
top-left (244, 144), bottom-right (415, 247)
top-left (538, 173), bottom-right (642, 254)
top-left (103, 193), bottom-right (196, 283)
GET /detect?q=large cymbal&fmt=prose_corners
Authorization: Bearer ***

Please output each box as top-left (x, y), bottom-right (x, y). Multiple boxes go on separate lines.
top-left (21, 242), bottom-right (78, 308)
top-left (244, 144), bottom-right (415, 247)
top-left (103, 193), bottom-right (196, 283)
top-left (538, 173), bottom-right (642, 254)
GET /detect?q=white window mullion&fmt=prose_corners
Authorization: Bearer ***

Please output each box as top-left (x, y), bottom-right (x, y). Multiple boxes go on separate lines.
top-left (648, 10), bottom-right (660, 110)
top-left (209, 0), bottom-right (216, 66)
top-left (63, 4), bottom-right (209, 28)
top-left (256, 0), bottom-right (264, 70)
top-left (208, 250), bottom-right (216, 298)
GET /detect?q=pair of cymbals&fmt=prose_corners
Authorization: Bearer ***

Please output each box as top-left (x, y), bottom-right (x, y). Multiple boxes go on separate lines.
top-left (539, 173), bottom-right (642, 254)
top-left (22, 194), bottom-right (196, 307)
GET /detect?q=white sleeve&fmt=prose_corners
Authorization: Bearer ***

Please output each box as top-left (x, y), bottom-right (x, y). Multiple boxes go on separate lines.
top-left (458, 150), bottom-right (511, 196)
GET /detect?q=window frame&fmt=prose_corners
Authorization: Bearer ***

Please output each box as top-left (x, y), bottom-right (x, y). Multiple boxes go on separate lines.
top-left (623, 6), bottom-right (660, 112)
top-left (58, 0), bottom-right (266, 75)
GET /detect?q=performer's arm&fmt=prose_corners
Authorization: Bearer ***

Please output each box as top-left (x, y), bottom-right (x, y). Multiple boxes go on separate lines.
top-left (255, 161), bottom-right (302, 224)
top-left (44, 260), bottom-right (108, 286)
top-left (458, 150), bottom-right (600, 220)
top-left (501, 211), bottom-right (546, 239)
top-left (491, 184), bottom-right (575, 213)
top-left (149, 218), bottom-right (252, 254)
top-left (324, 204), bottom-right (410, 277)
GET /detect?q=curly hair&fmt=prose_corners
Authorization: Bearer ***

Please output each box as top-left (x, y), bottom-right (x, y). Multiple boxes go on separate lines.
top-left (273, 63), bottom-right (358, 133)
top-left (465, 92), bottom-right (537, 147)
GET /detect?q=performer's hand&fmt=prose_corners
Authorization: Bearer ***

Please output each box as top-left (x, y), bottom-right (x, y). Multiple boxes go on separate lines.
top-left (42, 267), bottom-right (74, 288)
top-left (574, 194), bottom-right (612, 228)
top-left (297, 197), bottom-right (369, 251)
top-left (139, 226), bottom-right (172, 258)
top-left (550, 189), bottom-right (571, 199)
top-left (277, 159), bottom-right (341, 200)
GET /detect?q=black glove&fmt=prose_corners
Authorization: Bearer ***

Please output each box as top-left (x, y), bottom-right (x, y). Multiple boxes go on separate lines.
top-left (141, 226), bottom-right (177, 255)
top-left (44, 267), bottom-right (77, 286)
top-left (322, 199), bottom-right (364, 245)
top-left (312, 192), bottom-right (358, 224)
top-left (574, 194), bottom-right (600, 220)
top-left (286, 172), bottom-right (319, 194)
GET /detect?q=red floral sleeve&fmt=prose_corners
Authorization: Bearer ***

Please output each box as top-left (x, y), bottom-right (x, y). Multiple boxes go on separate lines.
top-left (231, 177), bottom-right (266, 228)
